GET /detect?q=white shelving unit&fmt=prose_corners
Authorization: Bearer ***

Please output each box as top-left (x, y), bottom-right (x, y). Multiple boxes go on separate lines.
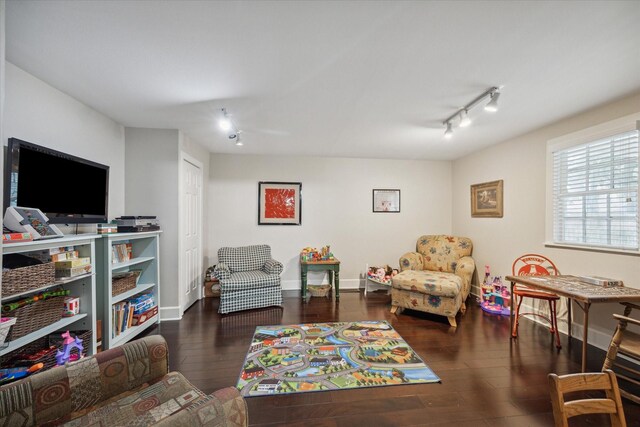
top-left (364, 263), bottom-right (392, 296)
top-left (96, 231), bottom-right (161, 350)
top-left (1, 234), bottom-right (99, 356)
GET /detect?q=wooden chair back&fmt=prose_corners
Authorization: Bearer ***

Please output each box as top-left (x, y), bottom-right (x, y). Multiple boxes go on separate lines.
top-left (512, 253), bottom-right (560, 276)
top-left (603, 313), bottom-right (640, 404)
top-left (548, 369), bottom-right (626, 427)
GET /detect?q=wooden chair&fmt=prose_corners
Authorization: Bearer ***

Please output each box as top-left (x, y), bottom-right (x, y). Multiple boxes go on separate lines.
top-left (511, 254), bottom-right (562, 348)
top-left (602, 311), bottom-right (640, 405)
top-left (548, 370), bottom-right (626, 427)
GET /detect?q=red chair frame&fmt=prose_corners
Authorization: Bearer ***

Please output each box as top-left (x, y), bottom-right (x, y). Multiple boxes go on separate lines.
top-left (511, 254), bottom-right (562, 348)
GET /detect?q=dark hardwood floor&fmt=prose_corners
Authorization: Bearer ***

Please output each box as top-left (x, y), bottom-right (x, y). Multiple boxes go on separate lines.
top-left (143, 291), bottom-right (640, 426)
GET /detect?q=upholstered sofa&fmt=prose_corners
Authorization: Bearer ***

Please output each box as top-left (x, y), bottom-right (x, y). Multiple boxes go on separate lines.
top-left (0, 335), bottom-right (247, 426)
top-left (391, 235), bottom-right (475, 328)
top-left (214, 244), bottom-right (283, 314)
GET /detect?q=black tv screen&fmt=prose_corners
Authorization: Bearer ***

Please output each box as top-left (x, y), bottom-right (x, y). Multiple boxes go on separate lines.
top-left (5, 138), bottom-right (109, 224)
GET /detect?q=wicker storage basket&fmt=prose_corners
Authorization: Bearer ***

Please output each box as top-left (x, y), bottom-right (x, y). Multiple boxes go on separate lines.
top-left (308, 284), bottom-right (331, 297)
top-left (112, 272), bottom-right (137, 297)
top-left (1, 262), bottom-right (56, 297)
top-left (4, 296), bottom-right (65, 340)
top-left (1, 330), bottom-right (91, 371)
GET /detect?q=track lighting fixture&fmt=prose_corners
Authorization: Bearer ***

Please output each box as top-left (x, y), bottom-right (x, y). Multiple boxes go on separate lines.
top-left (219, 108), bottom-right (243, 146)
top-left (442, 86), bottom-right (501, 139)
top-left (484, 91), bottom-right (500, 112)
top-left (444, 121), bottom-right (453, 139)
top-left (459, 110), bottom-right (471, 127)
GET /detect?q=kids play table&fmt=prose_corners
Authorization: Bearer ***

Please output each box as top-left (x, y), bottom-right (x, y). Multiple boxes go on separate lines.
top-left (301, 259), bottom-right (340, 299)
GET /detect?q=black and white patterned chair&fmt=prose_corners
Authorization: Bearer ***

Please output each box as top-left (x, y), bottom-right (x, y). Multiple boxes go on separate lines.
top-left (213, 245), bottom-right (283, 314)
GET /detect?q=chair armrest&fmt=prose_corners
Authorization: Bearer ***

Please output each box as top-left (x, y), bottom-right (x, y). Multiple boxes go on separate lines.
top-left (262, 259), bottom-right (283, 275)
top-left (0, 335), bottom-right (170, 426)
top-left (153, 387), bottom-right (248, 426)
top-left (454, 256), bottom-right (476, 297)
top-left (214, 263), bottom-right (231, 280)
top-left (399, 252), bottom-right (424, 271)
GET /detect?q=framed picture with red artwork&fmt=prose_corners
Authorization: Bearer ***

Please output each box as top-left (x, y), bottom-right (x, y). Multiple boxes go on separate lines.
top-left (258, 181), bottom-right (302, 225)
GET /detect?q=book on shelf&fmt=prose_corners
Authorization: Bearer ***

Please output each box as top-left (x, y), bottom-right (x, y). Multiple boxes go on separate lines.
top-left (132, 305), bottom-right (158, 326)
top-left (578, 276), bottom-right (624, 287)
top-left (55, 264), bottom-right (92, 278)
top-left (111, 243), bottom-right (133, 263)
top-left (111, 292), bottom-right (156, 337)
top-left (2, 232), bottom-right (33, 243)
top-left (54, 257), bottom-right (90, 269)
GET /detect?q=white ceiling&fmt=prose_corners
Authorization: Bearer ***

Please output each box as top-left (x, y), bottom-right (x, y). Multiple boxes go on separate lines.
top-left (6, 1), bottom-right (640, 160)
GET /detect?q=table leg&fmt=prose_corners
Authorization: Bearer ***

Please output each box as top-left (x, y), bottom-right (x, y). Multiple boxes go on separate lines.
top-left (582, 302), bottom-right (591, 373)
top-left (335, 269), bottom-right (340, 299)
top-left (567, 297), bottom-right (572, 340)
top-left (509, 281), bottom-right (515, 340)
top-left (301, 267), bottom-right (307, 299)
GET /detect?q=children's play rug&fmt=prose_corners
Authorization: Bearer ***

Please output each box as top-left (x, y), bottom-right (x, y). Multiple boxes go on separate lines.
top-left (236, 320), bottom-right (440, 396)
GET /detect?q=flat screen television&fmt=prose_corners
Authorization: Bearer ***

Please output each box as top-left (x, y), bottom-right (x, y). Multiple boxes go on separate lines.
top-left (4, 138), bottom-right (109, 224)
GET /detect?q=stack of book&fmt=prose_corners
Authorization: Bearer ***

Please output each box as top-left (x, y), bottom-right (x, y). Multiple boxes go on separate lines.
top-left (112, 243), bottom-right (132, 264)
top-left (97, 223), bottom-right (118, 234)
top-left (112, 292), bottom-right (157, 337)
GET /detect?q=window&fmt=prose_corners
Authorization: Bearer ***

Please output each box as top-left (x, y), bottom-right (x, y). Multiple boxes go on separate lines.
top-left (551, 127), bottom-right (639, 251)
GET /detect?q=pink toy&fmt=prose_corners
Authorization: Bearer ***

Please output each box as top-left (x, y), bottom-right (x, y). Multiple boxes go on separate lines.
top-left (480, 273), bottom-right (511, 316)
top-left (55, 331), bottom-right (84, 365)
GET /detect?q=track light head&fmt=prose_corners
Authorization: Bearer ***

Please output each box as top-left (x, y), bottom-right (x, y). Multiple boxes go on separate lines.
top-left (459, 110), bottom-right (471, 128)
top-left (219, 108), bottom-right (233, 131)
top-left (484, 91), bottom-right (500, 112)
top-left (444, 121), bottom-right (453, 139)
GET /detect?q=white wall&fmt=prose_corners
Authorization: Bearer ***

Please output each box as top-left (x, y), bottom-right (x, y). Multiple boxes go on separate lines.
top-left (4, 62), bottom-right (125, 221)
top-left (452, 91), bottom-right (640, 350)
top-left (125, 127), bottom-right (179, 319)
top-left (209, 154), bottom-right (452, 290)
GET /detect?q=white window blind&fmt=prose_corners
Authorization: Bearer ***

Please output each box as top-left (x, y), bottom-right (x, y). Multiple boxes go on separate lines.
top-left (552, 129), bottom-right (639, 250)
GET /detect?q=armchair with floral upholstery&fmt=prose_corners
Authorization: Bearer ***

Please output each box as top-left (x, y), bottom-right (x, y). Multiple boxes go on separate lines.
top-left (391, 235), bottom-right (475, 327)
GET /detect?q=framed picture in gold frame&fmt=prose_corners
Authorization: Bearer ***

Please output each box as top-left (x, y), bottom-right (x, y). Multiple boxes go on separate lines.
top-left (470, 180), bottom-right (503, 218)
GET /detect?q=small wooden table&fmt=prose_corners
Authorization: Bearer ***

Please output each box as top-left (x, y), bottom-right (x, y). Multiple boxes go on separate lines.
top-left (301, 259), bottom-right (340, 299)
top-left (506, 275), bottom-right (640, 372)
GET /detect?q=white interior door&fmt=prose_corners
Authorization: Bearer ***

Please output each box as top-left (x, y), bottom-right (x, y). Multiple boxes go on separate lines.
top-left (180, 155), bottom-right (203, 313)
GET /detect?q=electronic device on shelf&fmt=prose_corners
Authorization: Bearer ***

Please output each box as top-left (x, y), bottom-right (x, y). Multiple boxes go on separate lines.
top-left (3, 206), bottom-right (64, 240)
top-left (4, 138), bottom-right (110, 224)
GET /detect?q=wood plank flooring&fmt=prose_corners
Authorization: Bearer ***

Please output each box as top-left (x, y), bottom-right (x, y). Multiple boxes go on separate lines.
top-left (143, 291), bottom-right (640, 426)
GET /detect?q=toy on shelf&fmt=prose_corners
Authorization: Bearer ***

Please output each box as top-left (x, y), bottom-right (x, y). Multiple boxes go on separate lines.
top-left (367, 265), bottom-right (398, 285)
top-left (480, 265), bottom-right (511, 316)
top-left (0, 363), bottom-right (44, 385)
top-left (55, 331), bottom-right (84, 366)
top-left (300, 245), bottom-right (335, 262)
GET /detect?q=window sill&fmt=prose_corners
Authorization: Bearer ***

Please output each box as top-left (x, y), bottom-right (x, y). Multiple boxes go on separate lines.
top-left (544, 242), bottom-right (640, 257)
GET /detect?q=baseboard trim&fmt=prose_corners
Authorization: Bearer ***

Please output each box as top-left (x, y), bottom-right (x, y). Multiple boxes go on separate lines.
top-left (281, 278), bottom-right (361, 291)
top-left (160, 306), bottom-right (182, 321)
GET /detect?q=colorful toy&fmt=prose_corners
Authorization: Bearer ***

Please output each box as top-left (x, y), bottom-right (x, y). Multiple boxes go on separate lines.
top-left (366, 265), bottom-right (398, 285)
top-left (300, 246), bottom-right (335, 262)
top-left (0, 363), bottom-right (43, 385)
top-left (55, 331), bottom-right (84, 365)
top-left (63, 296), bottom-right (80, 317)
top-left (480, 265), bottom-right (511, 316)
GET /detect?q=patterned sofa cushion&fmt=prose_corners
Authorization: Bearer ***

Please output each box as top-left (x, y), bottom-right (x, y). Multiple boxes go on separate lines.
top-left (218, 245), bottom-right (271, 273)
top-left (391, 269), bottom-right (463, 298)
top-left (416, 235), bottom-right (472, 274)
top-left (62, 372), bottom-right (204, 426)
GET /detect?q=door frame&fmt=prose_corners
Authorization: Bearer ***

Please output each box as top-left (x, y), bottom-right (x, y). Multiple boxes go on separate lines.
top-left (178, 151), bottom-right (204, 317)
